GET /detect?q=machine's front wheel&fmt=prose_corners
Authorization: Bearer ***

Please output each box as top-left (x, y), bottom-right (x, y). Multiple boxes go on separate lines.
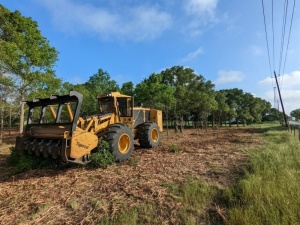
top-left (137, 122), bottom-right (161, 148)
top-left (103, 123), bottom-right (134, 162)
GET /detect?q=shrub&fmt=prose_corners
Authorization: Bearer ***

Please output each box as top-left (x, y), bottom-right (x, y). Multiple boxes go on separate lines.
top-left (169, 144), bottom-right (181, 153)
top-left (89, 139), bottom-right (114, 168)
top-left (6, 147), bottom-right (54, 174)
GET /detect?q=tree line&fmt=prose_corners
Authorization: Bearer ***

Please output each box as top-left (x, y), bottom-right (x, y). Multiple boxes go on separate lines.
top-left (0, 4), bottom-right (283, 134)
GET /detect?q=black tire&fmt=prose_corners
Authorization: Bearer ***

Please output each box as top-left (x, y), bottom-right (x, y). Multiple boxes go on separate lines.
top-left (137, 122), bottom-right (161, 148)
top-left (103, 123), bottom-right (134, 162)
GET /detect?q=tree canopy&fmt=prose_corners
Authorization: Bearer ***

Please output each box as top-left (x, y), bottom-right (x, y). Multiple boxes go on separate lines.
top-left (290, 108), bottom-right (300, 120)
top-left (0, 4), bottom-right (61, 132)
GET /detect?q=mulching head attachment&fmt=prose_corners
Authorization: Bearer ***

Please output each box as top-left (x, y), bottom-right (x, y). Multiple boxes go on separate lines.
top-left (15, 91), bottom-right (98, 164)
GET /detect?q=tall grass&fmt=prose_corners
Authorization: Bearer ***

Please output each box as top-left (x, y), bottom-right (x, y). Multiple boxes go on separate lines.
top-left (224, 128), bottom-right (300, 225)
top-left (167, 178), bottom-right (216, 224)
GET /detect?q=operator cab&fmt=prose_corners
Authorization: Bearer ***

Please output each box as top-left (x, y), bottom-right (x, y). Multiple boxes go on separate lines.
top-left (98, 96), bottom-right (115, 115)
top-left (97, 92), bottom-right (133, 119)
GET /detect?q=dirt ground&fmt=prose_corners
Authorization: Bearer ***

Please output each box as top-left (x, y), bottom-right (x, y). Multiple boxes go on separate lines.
top-left (0, 127), bottom-right (262, 224)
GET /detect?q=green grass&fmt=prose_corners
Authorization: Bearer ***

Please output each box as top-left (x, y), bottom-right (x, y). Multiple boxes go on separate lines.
top-left (223, 127), bottom-right (300, 225)
top-left (169, 143), bottom-right (181, 153)
top-left (89, 139), bottom-right (114, 168)
top-left (169, 178), bottom-right (216, 224)
top-left (98, 178), bottom-right (216, 225)
top-left (6, 146), bottom-right (57, 174)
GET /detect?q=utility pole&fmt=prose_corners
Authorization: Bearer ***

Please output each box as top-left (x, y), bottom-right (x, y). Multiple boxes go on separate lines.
top-left (274, 71), bottom-right (288, 127)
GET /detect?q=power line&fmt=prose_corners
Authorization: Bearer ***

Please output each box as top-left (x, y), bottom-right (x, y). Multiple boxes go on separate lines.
top-left (261, 0), bottom-right (296, 102)
top-left (261, 0), bottom-right (273, 78)
top-left (272, 0), bottom-right (275, 71)
top-left (261, 0), bottom-right (276, 98)
top-left (278, 0), bottom-right (289, 88)
top-left (282, 0), bottom-right (296, 76)
top-left (271, 0), bottom-right (275, 89)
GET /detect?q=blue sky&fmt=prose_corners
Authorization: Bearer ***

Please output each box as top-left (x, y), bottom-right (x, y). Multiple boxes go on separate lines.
top-left (2, 0), bottom-right (300, 114)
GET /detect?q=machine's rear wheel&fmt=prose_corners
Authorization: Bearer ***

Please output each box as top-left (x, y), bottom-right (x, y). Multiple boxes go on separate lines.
top-left (137, 122), bottom-right (161, 148)
top-left (103, 123), bottom-right (134, 162)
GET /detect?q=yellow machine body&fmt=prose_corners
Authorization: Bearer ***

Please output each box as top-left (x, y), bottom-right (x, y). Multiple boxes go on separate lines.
top-left (15, 91), bottom-right (163, 164)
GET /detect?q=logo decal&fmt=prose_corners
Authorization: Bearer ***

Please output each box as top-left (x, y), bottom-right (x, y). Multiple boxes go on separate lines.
top-left (77, 142), bottom-right (89, 149)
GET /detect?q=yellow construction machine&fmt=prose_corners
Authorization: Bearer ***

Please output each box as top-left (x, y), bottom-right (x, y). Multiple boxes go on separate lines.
top-left (15, 91), bottom-right (163, 164)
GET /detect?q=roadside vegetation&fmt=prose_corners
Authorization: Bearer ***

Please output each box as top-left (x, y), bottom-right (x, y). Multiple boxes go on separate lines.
top-left (222, 125), bottom-right (300, 225)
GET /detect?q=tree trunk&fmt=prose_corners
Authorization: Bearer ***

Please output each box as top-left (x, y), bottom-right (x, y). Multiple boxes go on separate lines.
top-left (19, 89), bottom-right (25, 134)
top-left (9, 105), bottom-right (11, 135)
top-left (179, 115), bottom-right (183, 133)
top-left (0, 99), bottom-right (3, 145)
top-left (166, 109), bottom-right (169, 136)
top-left (174, 116), bottom-right (179, 133)
top-left (204, 112), bottom-right (208, 131)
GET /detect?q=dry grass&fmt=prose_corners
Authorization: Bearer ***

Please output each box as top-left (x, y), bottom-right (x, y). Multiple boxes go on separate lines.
top-left (0, 127), bottom-right (262, 224)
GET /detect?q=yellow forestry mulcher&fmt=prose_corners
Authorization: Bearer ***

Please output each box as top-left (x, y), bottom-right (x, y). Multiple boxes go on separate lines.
top-left (15, 91), bottom-right (163, 164)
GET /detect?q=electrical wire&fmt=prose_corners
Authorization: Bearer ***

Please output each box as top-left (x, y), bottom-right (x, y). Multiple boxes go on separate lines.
top-left (282, 0), bottom-right (296, 77)
top-left (261, 0), bottom-right (273, 78)
top-left (278, 0), bottom-right (288, 87)
top-left (272, 0), bottom-right (275, 72)
top-left (261, 0), bottom-right (276, 103)
top-left (261, 0), bottom-right (296, 113)
top-left (271, 0), bottom-right (275, 89)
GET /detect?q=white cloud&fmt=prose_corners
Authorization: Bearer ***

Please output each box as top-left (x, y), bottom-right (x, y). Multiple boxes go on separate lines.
top-left (38, 0), bottom-right (172, 41)
top-left (185, 0), bottom-right (218, 17)
top-left (258, 76), bottom-right (273, 86)
top-left (258, 71), bottom-right (300, 114)
top-left (262, 89), bottom-right (300, 114)
top-left (181, 47), bottom-right (204, 62)
top-left (258, 71), bottom-right (300, 88)
top-left (281, 90), bottom-right (300, 114)
top-left (182, 0), bottom-right (219, 37)
top-left (214, 70), bottom-right (245, 84)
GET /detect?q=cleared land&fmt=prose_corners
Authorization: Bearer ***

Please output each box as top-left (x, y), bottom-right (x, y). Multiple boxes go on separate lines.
top-left (0, 127), bottom-right (262, 224)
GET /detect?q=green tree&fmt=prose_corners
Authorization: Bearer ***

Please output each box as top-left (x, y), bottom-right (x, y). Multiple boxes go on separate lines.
top-left (135, 73), bottom-right (175, 135)
top-left (61, 82), bottom-right (92, 116)
top-left (214, 91), bottom-right (230, 126)
top-left (84, 69), bottom-right (119, 114)
top-left (160, 66), bottom-right (197, 131)
top-left (121, 81), bottom-right (135, 96)
top-left (135, 73), bottom-right (175, 109)
top-left (191, 80), bottom-right (217, 129)
top-left (263, 108), bottom-right (282, 122)
top-left (160, 66), bottom-right (215, 131)
top-left (0, 5), bottom-right (61, 133)
top-left (249, 97), bottom-right (271, 123)
top-left (290, 108), bottom-right (300, 120)
top-left (220, 89), bottom-right (244, 126)
top-left (220, 89), bottom-right (272, 126)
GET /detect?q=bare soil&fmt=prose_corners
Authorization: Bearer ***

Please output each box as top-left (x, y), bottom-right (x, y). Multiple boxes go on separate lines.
top-left (0, 127), bottom-right (262, 224)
